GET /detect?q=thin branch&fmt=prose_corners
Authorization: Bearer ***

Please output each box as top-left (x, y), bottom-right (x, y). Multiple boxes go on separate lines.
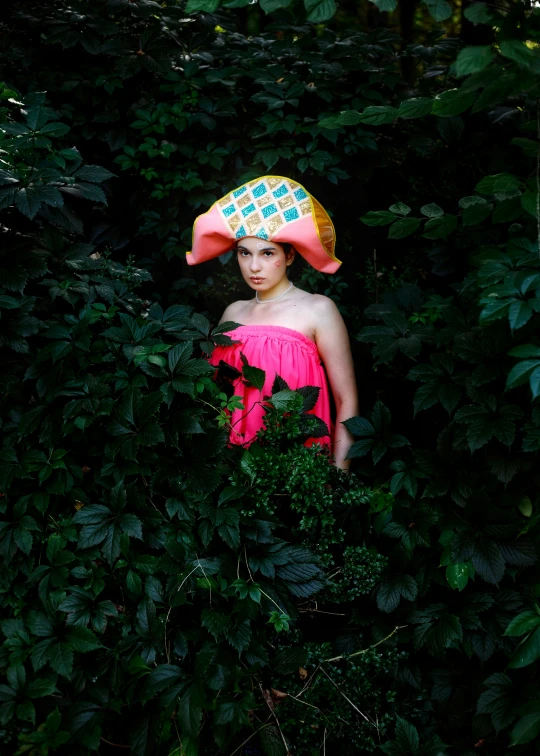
top-left (293, 664), bottom-right (321, 700)
top-left (164, 565), bottom-right (200, 662)
top-left (196, 556), bottom-right (212, 607)
top-left (318, 666), bottom-right (373, 725)
top-left (100, 736), bottom-right (130, 748)
top-left (258, 681), bottom-right (291, 755)
top-left (228, 722), bottom-right (272, 756)
top-left (323, 625), bottom-right (406, 663)
top-left (298, 607), bottom-right (347, 616)
top-left (244, 545), bottom-right (254, 583)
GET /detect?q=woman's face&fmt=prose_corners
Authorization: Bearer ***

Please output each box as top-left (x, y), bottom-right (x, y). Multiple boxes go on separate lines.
top-left (236, 237), bottom-right (293, 292)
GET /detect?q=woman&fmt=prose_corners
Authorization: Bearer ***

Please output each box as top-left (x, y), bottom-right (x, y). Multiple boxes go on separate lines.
top-left (187, 176), bottom-right (358, 470)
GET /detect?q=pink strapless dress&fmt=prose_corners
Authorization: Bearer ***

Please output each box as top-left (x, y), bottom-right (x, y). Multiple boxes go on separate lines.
top-left (209, 325), bottom-right (332, 448)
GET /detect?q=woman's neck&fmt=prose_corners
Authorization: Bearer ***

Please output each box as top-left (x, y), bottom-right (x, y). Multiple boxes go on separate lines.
top-left (255, 278), bottom-right (293, 303)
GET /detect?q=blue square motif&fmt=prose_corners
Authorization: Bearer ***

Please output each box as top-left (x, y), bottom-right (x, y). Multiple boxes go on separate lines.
top-left (273, 185), bottom-right (288, 198)
top-left (222, 204), bottom-right (235, 217)
top-left (294, 188), bottom-right (307, 201)
top-left (236, 225), bottom-right (246, 238)
top-left (261, 204), bottom-right (278, 219)
top-left (242, 203), bottom-right (256, 217)
top-left (283, 207), bottom-right (299, 222)
top-left (252, 183), bottom-right (267, 198)
top-left (256, 229), bottom-right (269, 240)
top-left (233, 186), bottom-right (247, 199)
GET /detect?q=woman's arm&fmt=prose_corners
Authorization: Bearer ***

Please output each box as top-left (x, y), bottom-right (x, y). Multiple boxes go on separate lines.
top-left (313, 296), bottom-right (359, 470)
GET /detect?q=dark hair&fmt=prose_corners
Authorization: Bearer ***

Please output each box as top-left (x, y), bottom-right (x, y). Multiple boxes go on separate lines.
top-left (234, 239), bottom-right (295, 260)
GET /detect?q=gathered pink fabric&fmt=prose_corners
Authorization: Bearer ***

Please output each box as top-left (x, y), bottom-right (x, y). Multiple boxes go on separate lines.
top-left (209, 325), bottom-right (332, 448)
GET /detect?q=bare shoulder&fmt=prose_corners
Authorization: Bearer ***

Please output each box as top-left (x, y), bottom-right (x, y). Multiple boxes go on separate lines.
top-left (310, 293), bottom-right (341, 317)
top-left (219, 299), bottom-right (250, 324)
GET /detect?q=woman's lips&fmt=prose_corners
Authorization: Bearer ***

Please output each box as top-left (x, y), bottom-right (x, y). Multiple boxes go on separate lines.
top-left (250, 277), bottom-right (264, 283)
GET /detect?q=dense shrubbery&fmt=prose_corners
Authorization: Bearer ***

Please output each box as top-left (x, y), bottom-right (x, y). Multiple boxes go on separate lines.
top-left (1, 0), bottom-right (540, 754)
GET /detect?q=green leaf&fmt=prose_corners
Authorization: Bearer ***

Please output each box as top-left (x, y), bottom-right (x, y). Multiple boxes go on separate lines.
top-left (388, 218), bottom-right (422, 239)
top-left (260, 0), bottom-right (292, 11)
top-left (455, 46), bottom-right (493, 77)
top-left (185, 0), bottom-right (220, 10)
top-left (67, 627), bottom-right (101, 652)
top-left (462, 203), bottom-right (492, 225)
top-left (270, 389), bottom-right (299, 411)
top-left (508, 301), bottom-right (533, 331)
top-left (446, 563), bottom-right (468, 591)
top-left (76, 165), bottom-right (115, 183)
top-left (520, 191), bottom-right (538, 218)
top-left (472, 540), bottom-right (505, 584)
top-left (16, 699), bottom-right (36, 723)
top-left (273, 646), bottom-right (308, 674)
top-left (420, 203), bottom-right (444, 218)
top-left (304, 0), bottom-right (336, 22)
top-left (343, 416), bottom-right (375, 436)
top-left (360, 106), bottom-right (398, 125)
top-left (398, 97), bottom-right (433, 119)
top-left (26, 612), bottom-right (53, 638)
top-left (389, 202), bottom-right (411, 216)
top-left (177, 686), bottom-right (203, 736)
top-left (370, 0), bottom-right (397, 11)
top-left (201, 609), bottom-right (231, 639)
top-left (422, 0), bottom-right (452, 21)
top-left (14, 188), bottom-right (42, 219)
top-left (376, 575), bottom-right (417, 612)
top-left (48, 643), bottom-right (74, 678)
top-left (380, 716), bottom-right (420, 754)
top-left (510, 711), bottom-right (540, 746)
top-left (361, 210), bottom-right (397, 226)
top-left (504, 611), bottom-right (540, 637)
top-left (432, 89), bottom-right (475, 117)
top-left (26, 677), bottom-right (57, 699)
top-left (422, 215), bottom-right (457, 239)
top-left (148, 664), bottom-right (184, 693)
top-left (464, 2), bottom-right (494, 24)
top-left (476, 173), bottom-right (522, 193)
top-left (240, 353), bottom-right (266, 391)
top-left (337, 110), bottom-right (364, 126)
top-left (500, 40), bottom-right (540, 70)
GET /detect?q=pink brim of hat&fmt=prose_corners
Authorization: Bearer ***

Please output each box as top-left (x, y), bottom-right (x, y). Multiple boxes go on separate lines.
top-left (187, 176), bottom-right (341, 274)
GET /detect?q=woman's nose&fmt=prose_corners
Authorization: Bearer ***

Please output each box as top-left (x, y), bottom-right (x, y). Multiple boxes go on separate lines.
top-left (250, 256), bottom-right (261, 271)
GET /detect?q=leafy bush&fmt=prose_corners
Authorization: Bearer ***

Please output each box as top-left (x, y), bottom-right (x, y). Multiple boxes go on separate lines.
top-left (2, 0), bottom-right (540, 753)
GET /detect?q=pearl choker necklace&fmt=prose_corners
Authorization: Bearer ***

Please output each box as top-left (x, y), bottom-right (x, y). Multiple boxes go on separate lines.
top-left (255, 282), bottom-right (294, 304)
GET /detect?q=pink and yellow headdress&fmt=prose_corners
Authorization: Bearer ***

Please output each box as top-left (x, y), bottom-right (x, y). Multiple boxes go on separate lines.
top-left (187, 176), bottom-right (341, 274)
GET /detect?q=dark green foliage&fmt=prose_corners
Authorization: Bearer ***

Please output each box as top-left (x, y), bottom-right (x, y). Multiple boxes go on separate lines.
top-left (2, 0), bottom-right (540, 754)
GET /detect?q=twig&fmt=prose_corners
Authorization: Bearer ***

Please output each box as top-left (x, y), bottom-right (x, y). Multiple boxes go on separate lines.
top-left (100, 736), bottom-right (130, 748)
top-left (164, 565), bottom-right (200, 663)
top-left (228, 722), bottom-right (272, 756)
top-left (172, 717), bottom-right (183, 755)
top-left (258, 587), bottom-right (286, 615)
top-left (196, 557), bottom-right (212, 607)
top-left (244, 545), bottom-right (254, 583)
top-left (258, 681), bottom-right (291, 755)
top-left (318, 666), bottom-right (372, 725)
top-left (298, 607), bottom-right (347, 616)
top-left (323, 625), bottom-right (406, 663)
top-left (294, 664), bottom-right (321, 700)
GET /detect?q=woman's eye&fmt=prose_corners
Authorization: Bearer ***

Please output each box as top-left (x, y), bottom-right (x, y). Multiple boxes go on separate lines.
top-left (264, 251), bottom-right (274, 257)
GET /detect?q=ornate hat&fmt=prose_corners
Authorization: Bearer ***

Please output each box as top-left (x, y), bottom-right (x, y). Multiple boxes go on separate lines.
top-left (187, 176), bottom-right (341, 273)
